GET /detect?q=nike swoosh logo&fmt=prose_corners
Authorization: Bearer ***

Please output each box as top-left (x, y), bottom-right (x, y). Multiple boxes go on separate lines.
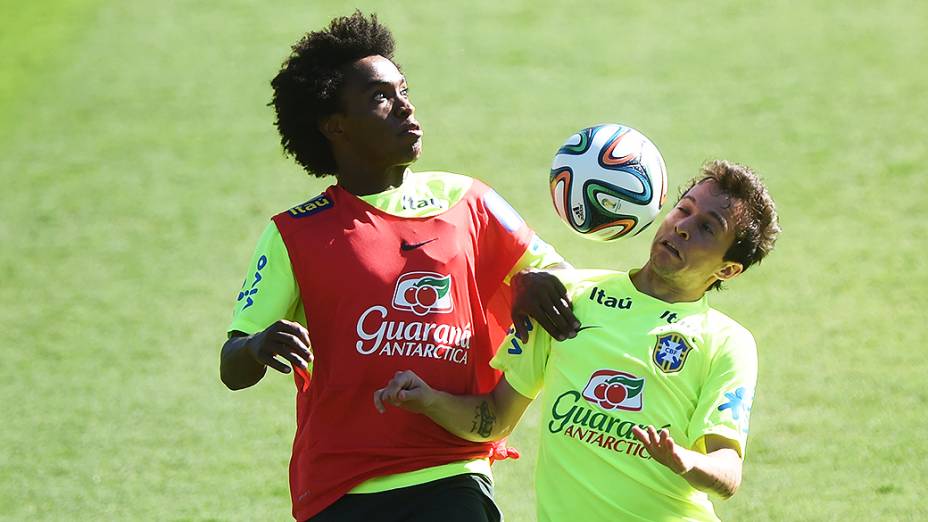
top-left (401, 238), bottom-right (438, 251)
top-left (576, 325), bottom-right (601, 332)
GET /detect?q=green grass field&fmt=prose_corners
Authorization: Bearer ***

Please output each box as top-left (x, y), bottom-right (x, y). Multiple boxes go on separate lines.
top-left (2, 0), bottom-right (926, 520)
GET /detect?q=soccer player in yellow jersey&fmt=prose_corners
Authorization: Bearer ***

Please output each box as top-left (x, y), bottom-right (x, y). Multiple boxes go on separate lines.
top-left (375, 160), bottom-right (781, 521)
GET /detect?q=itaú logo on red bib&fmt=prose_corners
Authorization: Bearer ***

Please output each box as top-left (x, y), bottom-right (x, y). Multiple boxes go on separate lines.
top-left (392, 272), bottom-right (454, 316)
top-left (581, 370), bottom-right (645, 411)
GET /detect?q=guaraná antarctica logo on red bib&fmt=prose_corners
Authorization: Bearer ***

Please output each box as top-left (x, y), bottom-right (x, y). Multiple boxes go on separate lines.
top-left (391, 272), bottom-right (454, 316)
top-left (582, 369), bottom-right (645, 411)
top-left (355, 272), bottom-right (471, 365)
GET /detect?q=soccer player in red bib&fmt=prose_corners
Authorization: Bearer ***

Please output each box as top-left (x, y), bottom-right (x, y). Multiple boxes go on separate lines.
top-left (219, 12), bottom-right (577, 522)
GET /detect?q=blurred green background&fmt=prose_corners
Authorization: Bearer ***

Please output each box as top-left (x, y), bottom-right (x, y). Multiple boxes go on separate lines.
top-left (2, 0), bottom-right (926, 520)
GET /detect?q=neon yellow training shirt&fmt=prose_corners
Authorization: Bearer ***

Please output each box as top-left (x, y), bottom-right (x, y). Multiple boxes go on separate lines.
top-left (228, 170), bottom-right (565, 494)
top-left (492, 269), bottom-right (757, 521)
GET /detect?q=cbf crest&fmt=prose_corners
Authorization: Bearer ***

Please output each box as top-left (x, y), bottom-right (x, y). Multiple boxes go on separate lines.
top-left (653, 333), bottom-right (693, 373)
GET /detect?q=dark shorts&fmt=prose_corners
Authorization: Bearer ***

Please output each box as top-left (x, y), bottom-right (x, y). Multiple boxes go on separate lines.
top-left (307, 473), bottom-right (502, 522)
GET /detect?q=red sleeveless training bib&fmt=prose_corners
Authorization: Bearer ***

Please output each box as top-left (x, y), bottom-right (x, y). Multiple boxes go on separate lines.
top-left (272, 179), bottom-right (532, 520)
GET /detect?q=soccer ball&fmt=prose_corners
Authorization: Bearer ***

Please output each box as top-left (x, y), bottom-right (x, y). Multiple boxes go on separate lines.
top-left (550, 124), bottom-right (668, 241)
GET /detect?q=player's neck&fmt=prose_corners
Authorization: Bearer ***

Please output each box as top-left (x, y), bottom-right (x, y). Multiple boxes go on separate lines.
top-left (337, 164), bottom-right (407, 196)
top-left (631, 264), bottom-right (707, 304)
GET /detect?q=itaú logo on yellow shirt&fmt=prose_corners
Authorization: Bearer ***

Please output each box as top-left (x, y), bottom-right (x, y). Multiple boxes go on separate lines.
top-left (581, 370), bottom-right (645, 411)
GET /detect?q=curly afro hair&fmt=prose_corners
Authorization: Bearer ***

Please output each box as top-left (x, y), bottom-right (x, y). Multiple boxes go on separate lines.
top-left (270, 11), bottom-right (396, 177)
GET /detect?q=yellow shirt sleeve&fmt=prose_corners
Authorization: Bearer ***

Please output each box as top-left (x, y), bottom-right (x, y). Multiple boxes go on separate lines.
top-left (490, 320), bottom-right (552, 399)
top-left (687, 324), bottom-right (757, 457)
top-left (503, 233), bottom-right (567, 284)
top-left (228, 221), bottom-right (304, 335)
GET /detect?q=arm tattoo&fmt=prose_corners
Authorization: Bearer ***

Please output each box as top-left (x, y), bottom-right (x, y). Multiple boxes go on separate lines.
top-left (708, 476), bottom-right (726, 496)
top-left (470, 401), bottom-right (496, 438)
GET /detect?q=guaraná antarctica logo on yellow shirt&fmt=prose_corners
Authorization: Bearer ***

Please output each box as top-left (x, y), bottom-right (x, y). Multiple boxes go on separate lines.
top-left (582, 369), bottom-right (645, 411)
top-left (547, 370), bottom-right (662, 460)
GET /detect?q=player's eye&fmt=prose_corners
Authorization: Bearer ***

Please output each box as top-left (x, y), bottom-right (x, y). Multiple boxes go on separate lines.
top-left (373, 91), bottom-right (387, 101)
top-left (400, 87), bottom-right (409, 97)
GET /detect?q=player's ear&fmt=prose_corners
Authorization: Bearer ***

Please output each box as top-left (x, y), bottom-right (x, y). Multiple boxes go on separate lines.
top-left (714, 261), bottom-right (743, 282)
top-left (318, 114), bottom-right (344, 141)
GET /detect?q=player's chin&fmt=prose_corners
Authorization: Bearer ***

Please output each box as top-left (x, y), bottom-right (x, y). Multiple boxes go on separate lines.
top-left (649, 248), bottom-right (683, 274)
top-left (397, 139), bottom-right (423, 163)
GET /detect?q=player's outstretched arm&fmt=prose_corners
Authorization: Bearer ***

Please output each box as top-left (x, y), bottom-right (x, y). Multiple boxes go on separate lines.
top-left (632, 426), bottom-right (743, 498)
top-left (374, 370), bottom-right (533, 442)
top-left (220, 319), bottom-right (313, 390)
top-left (511, 266), bottom-right (580, 343)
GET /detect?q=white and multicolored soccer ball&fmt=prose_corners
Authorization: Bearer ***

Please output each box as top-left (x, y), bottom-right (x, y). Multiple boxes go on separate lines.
top-left (550, 124), bottom-right (668, 241)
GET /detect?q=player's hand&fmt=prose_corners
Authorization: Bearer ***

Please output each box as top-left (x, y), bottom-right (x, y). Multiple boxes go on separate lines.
top-left (632, 425), bottom-right (693, 475)
top-left (374, 370), bottom-right (436, 414)
top-left (248, 319), bottom-right (313, 374)
top-left (511, 269), bottom-right (580, 343)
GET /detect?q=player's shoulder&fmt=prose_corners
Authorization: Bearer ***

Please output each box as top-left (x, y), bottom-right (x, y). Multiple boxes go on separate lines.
top-left (413, 171), bottom-right (528, 226)
top-left (703, 307), bottom-right (757, 352)
top-left (255, 219), bottom-right (284, 243)
top-left (705, 308), bottom-right (752, 335)
top-left (284, 192), bottom-right (334, 218)
top-left (247, 220), bottom-right (290, 269)
top-left (413, 171), bottom-right (476, 200)
top-left (278, 191), bottom-right (336, 220)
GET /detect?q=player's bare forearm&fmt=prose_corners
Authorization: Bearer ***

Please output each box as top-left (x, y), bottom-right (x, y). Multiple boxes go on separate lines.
top-left (633, 427), bottom-right (743, 498)
top-left (673, 446), bottom-right (742, 498)
top-left (220, 332), bottom-right (267, 390)
top-left (375, 371), bottom-right (533, 442)
top-left (428, 382), bottom-right (532, 442)
top-left (419, 391), bottom-right (505, 442)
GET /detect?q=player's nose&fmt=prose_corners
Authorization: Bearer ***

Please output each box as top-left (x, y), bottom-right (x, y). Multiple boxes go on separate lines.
top-left (395, 95), bottom-right (414, 117)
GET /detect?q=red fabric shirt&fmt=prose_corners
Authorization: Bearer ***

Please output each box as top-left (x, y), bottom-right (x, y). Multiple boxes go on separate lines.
top-left (272, 179), bottom-right (533, 520)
